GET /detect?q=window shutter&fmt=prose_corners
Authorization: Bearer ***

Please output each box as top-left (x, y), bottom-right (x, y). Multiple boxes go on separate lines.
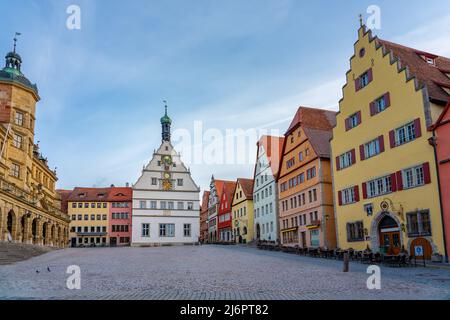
top-left (359, 144), bottom-right (365, 161)
top-left (354, 186), bottom-right (360, 202)
top-left (384, 92), bottom-right (391, 108)
top-left (335, 156), bottom-right (341, 171)
top-left (396, 171), bottom-right (403, 191)
top-left (338, 191), bottom-right (342, 206)
top-left (378, 135), bottom-right (385, 153)
top-left (357, 111), bottom-right (362, 125)
top-left (351, 149), bottom-right (356, 164)
top-left (370, 101), bottom-right (376, 116)
top-left (355, 78), bottom-right (360, 92)
top-left (389, 130), bottom-right (396, 148)
top-left (345, 118), bottom-right (350, 131)
top-left (367, 68), bottom-right (373, 82)
top-left (414, 118), bottom-right (422, 138)
top-left (346, 223), bottom-right (351, 242)
top-left (423, 162), bottom-right (431, 184)
top-left (391, 173), bottom-right (397, 192)
top-left (362, 182), bottom-right (368, 199)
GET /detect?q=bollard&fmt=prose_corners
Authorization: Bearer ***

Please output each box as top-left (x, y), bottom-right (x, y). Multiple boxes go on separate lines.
top-left (343, 252), bottom-right (349, 272)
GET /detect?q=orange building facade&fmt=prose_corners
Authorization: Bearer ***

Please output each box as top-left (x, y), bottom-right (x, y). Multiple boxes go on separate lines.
top-left (277, 107), bottom-right (337, 249)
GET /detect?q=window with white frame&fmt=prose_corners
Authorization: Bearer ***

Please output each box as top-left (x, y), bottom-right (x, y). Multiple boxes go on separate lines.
top-left (366, 176), bottom-right (392, 198)
top-left (403, 165), bottom-right (424, 189)
top-left (160, 201), bottom-right (167, 209)
top-left (342, 187), bottom-right (356, 205)
top-left (142, 223), bottom-right (150, 237)
top-left (407, 210), bottom-right (431, 236)
top-left (139, 201), bottom-right (146, 209)
top-left (339, 151), bottom-right (353, 169)
top-left (183, 224), bottom-right (191, 237)
top-left (364, 138), bottom-right (380, 159)
top-left (187, 202), bottom-right (194, 210)
top-left (395, 122), bottom-right (416, 146)
top-left (159, 224), bottom-right (175, 237)
top-left (349, 113), bottom-right (359, 129)
top-left (177, 202), bottom-right (184, 210)
top-left (150, 201), bottom-right (157, 209)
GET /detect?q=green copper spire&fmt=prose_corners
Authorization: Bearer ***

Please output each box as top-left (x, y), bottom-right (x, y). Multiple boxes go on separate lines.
top-left (161, 101), bottom-right (172, 142)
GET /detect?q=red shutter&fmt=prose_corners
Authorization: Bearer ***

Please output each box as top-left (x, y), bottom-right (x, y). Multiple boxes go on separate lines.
top-left (351, 149), bottom-right (356, 165)
top-left (423, 162), bottom-right (431, 184)
top-left (370, 101), bottom-right (376, 116)
top-left (345, 118), bottom-right (350, 131)
top-left (355, 78), bottom-right (360, 92)
top-left (336, 156), bottom-right (341, 171)
top-left (357, 111), bottom-right (362, 125)
top-left (359, 144), bottom-right (365, 161)
top-left (389, 130), bottom-right (396, 148)
top-left (391, 173), bottom-right (397, 192)
top-left (414, 118), bottom-right (422, 138)
top-left (338, 191), bottom-right (342, 206)
top-left (367, 68), bottom-right (373, 82)
top-left (362, 182), bottom-right (368, 199)
top-left (378, 135), bottom-right (385, 153)
top-left (354, 186), bottom-right (360, 202)
top-left (396, 171), bottom-right (404, 191)
top-left (384, 92), bottom-right (391, 108)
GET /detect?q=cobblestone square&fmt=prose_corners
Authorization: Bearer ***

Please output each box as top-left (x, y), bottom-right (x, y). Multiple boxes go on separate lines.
top-left (1, 245), bottom-right (450, 300)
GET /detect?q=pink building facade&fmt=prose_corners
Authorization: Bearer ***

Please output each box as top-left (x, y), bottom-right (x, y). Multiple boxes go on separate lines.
top-left (108, 187), bottom-right (132, 246)
top-left (431, 100), bottom-right (450, 261)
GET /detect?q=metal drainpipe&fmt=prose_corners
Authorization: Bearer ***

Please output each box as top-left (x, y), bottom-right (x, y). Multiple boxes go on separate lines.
top-left (430, 131), bottom-right (449, 263)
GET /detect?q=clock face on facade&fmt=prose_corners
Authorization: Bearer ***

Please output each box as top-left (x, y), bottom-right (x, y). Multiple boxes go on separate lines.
top-left (163, 155), bottom-right (172, 165)
top-left (164, 172), bottom-right (170, 179)
top-left (162, 180), bottom-right (172, 191)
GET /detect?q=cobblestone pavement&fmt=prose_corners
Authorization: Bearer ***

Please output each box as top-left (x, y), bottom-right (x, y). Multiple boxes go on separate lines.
top-left (1, 245), bottom-right (450, 300)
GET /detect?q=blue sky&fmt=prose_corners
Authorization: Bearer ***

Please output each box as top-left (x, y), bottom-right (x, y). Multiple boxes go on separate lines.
top-left (0, 0), bottom-right (449, 192)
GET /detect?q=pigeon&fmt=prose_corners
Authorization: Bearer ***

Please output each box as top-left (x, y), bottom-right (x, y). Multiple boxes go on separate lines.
top-left (47, 267), bottom-right (51, 272)
top-left (36, 270), bottom-right (40, 273)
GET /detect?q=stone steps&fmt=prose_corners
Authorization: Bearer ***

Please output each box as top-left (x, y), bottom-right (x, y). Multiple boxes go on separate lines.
top-left (0, 242), bottom-right (56, 265)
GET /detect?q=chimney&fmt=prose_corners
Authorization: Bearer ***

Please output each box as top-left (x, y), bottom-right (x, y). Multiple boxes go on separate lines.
top-left (126, 182), bottom-right (129, 187)
top-left (110, 184), bottom-right (115, 187)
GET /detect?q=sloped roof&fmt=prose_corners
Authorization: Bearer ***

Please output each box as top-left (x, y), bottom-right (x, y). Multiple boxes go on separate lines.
top-left (56, 189), bottom-right (72, 213)
top-left (430, 99), bottom-right (450, 130)
top-left (221, 181), bottom-right (237, 206)
top-left (201, 191), bottom-right (210, 212)
top-left (376, 39), bottom-right (450, 105)
top-left (67, 187), bottom-right (112, 202)
top-left (108, 187), bottom-right (132, 201)
top-left (213, 179), bottom-right (235, 200)
top-left (257, 135), bottom-right (285, 177)
top-left (237, 178), bottom-right (254, 200)
top-left (285, 107), bottom-right (337, 158)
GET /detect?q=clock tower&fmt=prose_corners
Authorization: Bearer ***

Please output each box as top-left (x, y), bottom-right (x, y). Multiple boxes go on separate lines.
top-left (131, 105), bottom-right (200, 246)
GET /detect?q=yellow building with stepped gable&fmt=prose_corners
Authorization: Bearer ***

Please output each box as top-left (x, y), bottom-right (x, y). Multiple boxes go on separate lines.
top-left (231, 178), bottom-right (254, 244)
top-left (331, 23), bottom-right (450, 259)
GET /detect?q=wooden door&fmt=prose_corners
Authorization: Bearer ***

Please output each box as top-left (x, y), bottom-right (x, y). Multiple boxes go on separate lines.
top-left (380, 232), bottom-right (401, 255)
top-left (410, 238), bottom-right (432, 260)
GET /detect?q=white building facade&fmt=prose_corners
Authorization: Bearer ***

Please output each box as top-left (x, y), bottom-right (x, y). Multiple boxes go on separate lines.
top-left (253, 136), bottom-right (282, 242)
top-left (131, 107), bottom-right (200, 246)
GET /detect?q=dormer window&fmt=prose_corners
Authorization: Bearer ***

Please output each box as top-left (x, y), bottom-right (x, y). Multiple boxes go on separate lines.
top-left (425, 56), bottom-right (435, 66)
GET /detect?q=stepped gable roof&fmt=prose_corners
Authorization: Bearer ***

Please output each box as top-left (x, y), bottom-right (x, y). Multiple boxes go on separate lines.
top-left (236, 178), bottom-right (254, 200)
top-left (376, 38), bottom-right (450, 105)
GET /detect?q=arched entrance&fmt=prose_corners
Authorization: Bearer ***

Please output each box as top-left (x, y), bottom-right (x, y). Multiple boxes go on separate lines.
top-left (42, 222), bottom-right (48, 245)
top-left (256, 223), bottom-right (261, 240)
top-left (378, 215), bottom-right (401, 255)
top-left (20, 215), bottom-right (26, 243)
top-left (32, 218), bottom-right (38, 244)
top-left (6, 210), bottom-right (15, 241)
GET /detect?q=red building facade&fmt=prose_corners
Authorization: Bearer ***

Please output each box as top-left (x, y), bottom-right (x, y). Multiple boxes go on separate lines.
top-left (431, 100), bottom-right (450, 261)
top-left (108, 187), bottom-right (132, 246)
top-left (218, 182), bottom-right (236, 242)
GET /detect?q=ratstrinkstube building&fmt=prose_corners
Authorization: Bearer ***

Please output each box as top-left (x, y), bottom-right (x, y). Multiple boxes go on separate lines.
top-left (331, 23), bottom-right (450, 259)
top-left (0, 40), bottom-right (70, 247)
top-left (131, 106), bottom-right (200, 246)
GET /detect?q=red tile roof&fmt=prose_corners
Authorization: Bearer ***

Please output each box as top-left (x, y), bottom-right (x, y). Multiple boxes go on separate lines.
top-left (56, 189), bottom-right (72, 214)
top-left (257, 135), bottom-right (285, 177)
top-left (285, 107), bottom-right (337, 158)
top-left (237, 178), bottom-right (254, 200)
top-left (376, 39), bottom-right (450, 105)
top-left (214, 179), bottom-right (235, 200)
top-left (201, 191), bottom-right (210, 212)
top-left (108, 187), bottom-right (132, 201)
top-left (222, 181), bottom-right (237, 207)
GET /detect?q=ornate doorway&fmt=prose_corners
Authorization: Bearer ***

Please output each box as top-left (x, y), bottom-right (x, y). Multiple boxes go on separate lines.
top-left (378, 215), bottom-right (401, 255)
